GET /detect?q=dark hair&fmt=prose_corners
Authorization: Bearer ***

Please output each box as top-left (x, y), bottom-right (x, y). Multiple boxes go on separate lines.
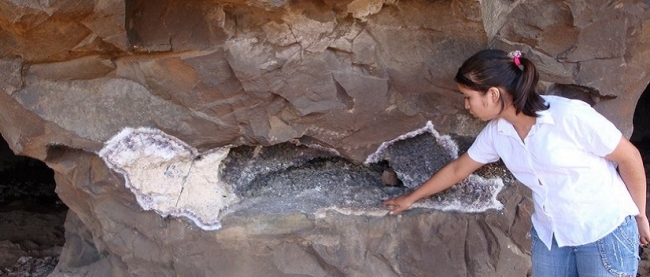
top-left (454, 49), bottom-right (549, 117)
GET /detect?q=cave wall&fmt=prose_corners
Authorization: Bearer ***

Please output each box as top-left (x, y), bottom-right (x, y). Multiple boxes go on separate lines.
top-left (1, 0), bottom-right (649, 276)
top-left (2, 0), bottom-right (649, 160)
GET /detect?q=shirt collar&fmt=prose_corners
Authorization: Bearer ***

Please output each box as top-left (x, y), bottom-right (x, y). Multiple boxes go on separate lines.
top-left (496, 109), bottom-right (554, 136)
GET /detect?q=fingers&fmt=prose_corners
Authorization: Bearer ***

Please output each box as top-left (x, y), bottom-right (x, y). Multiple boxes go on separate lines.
top-left (640, 232), bottom-right (650, 245)
top-left (383, 200), bottom-right (399, 215)
top-left (640, 237), bottom-right (649, 246)
top-left (636, 216), bottom-right (650, 246)
top-left (385, 204), bottom-right (399, 215)
top-left (383, 196), bottom-right (409, 215)
top-left (389, 205), bottom-right (408, 215)
top-left (639, 234), bottom-right (650, 246)
top-left (382, 196), bottom-right (402, 207)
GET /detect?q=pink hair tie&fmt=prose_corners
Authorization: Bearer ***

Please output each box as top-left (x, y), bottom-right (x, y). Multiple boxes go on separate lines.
top-left (508, 50), bottom-right (523, 70)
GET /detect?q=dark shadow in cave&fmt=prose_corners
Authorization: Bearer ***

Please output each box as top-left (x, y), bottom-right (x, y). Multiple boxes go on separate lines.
top-left (631, 83), bottom-right (650, 186)
top-left (631, 83), bottom-right (650, 151)
top-left (0, 135), bottom-right (68, 274)
top-left (631, 83), bottom-right (650, 213)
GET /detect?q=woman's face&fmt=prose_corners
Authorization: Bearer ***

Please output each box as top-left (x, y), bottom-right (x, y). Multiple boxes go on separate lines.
top-left (458, 84), bottom-right (502, 121)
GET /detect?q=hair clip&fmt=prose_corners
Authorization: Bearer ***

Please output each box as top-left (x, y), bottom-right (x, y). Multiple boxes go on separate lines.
top-left (508, 50), bottom-right (523, 70)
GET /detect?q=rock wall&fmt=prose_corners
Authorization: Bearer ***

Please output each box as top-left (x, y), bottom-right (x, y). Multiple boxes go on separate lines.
top-left (0, 0), bottom-right (649, 276)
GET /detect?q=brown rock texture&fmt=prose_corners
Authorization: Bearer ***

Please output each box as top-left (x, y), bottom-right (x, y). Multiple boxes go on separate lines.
top-left (0, 0), bottom-right (649, 276)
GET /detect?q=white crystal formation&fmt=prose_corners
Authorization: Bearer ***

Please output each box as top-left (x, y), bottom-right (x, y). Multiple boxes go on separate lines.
top-left (366, 121), bottom-right (504, 212)
top-left (99, 127), bottom-right (237, 230)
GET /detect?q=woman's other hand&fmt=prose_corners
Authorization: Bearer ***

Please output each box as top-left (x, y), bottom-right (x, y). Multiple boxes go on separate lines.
top-left (636, 215), bottom-right (650, 245)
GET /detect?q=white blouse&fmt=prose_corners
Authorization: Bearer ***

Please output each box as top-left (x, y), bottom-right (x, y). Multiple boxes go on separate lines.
top-left (467, 95), bottom-right (639, 249)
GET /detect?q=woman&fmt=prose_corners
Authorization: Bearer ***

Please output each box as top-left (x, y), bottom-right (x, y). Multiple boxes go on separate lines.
top-left (383, 49), bottom-right (650, 276)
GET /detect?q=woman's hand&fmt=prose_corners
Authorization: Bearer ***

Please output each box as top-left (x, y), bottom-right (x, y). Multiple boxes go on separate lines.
top-left (383, 193), bottom-right (416, 215)
top-left (636, 215), bottom-right (650, 245)
top-left (382, 153), bottom-right (483, 216)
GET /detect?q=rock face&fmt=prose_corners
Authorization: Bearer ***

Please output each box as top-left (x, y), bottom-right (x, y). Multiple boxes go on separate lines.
top-left (0, 0), bottom-right (649, 276)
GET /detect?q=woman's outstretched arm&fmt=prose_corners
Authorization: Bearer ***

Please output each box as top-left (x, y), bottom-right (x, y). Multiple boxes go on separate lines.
top-left (383, 152), bottom-right (484, 215)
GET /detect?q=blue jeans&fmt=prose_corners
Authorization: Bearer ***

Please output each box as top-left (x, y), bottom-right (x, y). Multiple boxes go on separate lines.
top-left (531, 216), bottom-right (640, 277)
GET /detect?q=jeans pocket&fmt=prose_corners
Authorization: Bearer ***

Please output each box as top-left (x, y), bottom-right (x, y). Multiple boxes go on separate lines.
top-left (530, 228), bottom-right (538, 253)
top-left (597, 217), bottom-right (640, 276)
top-left (619, 217), bottom-right (641, 253)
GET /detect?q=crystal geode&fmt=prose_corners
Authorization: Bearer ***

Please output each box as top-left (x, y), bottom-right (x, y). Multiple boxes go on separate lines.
top-left (99, 122), bottom-right (505, 231)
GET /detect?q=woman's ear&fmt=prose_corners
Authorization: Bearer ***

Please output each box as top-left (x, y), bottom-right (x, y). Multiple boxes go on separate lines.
top-left (487, 87), bottom-right (501, 102)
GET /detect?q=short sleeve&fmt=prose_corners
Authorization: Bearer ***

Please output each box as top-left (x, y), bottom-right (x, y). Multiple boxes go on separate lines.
top-left (570, 105), bottom-right (622, 157)
top-left (467, 122), bottom-right (501, 164)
